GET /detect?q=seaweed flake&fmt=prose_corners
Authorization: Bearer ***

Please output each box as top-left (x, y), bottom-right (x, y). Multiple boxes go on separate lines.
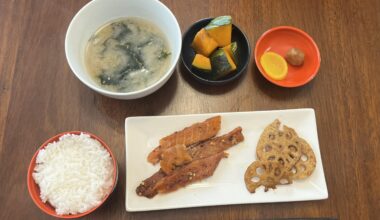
top-left (98, 73), bottom-right (121, 86)
top-left (117, 44), bottom-right (145, 70)
top-left (158, 50), bottom-right (171, 60)
top-left (138, 38), bottom-right (153, 48)
top-left (111, 22), bottom-right (132, 41)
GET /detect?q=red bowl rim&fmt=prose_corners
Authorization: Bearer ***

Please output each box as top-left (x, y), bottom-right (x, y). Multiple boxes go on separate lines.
top-left (27, 131), bottom-right (118, 218)
top-left (254, 26), bottom-right (321, 87)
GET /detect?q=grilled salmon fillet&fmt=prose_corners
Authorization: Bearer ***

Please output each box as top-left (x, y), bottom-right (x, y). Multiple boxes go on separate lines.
top-left (136, 127), bottom-right (244, 198)
top-left (147, 116), bottom-right (221, 164)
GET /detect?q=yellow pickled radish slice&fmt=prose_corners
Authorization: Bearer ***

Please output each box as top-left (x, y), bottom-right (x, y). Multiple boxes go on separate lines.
top-left (260, 51), bottom-right (288, 80)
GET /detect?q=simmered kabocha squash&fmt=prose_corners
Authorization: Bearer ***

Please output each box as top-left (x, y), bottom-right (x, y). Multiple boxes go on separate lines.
top-left (205, 16), bottom-right (232, 47)
top-left (210, 48), bottom-right (236, 79)
top-left (192, 54), bottom-right (212, 72)
top-left (222, 41), bottom-right (238, 64)
top-left (191, 28), bottom-right (219, 57)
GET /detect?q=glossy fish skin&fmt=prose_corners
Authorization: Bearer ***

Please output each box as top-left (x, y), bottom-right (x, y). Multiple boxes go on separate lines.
top-left (147, 116), bottom-right (221, 164)
top-left (154, 152), bottom-right (225, 195)
top-left (159, 127), bottom-right (244, 174)
top-left (137, 127), bottom-right (244, 198)
top-left (188, 127), bottom-right (244, 160)
top-left (136, 170), bottom-right (166, 198)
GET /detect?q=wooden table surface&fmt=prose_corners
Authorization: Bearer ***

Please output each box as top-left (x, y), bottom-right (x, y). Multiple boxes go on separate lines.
top-left (1, 0), bottom-right (379, 219)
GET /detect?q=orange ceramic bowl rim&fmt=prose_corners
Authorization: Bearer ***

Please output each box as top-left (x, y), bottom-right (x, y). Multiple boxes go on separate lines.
top-left (254, 26), bottom-right (321, 87)
top-left (27, 131), bottom-right (118, 219)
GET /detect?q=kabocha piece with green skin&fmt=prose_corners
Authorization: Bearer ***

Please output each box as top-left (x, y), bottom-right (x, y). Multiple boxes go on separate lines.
top-left (206, 15), bottom-right (232, 27)
top-left (205, 16), bottom-right (232, 47)
top-left (210, 48), bottom-right (236, 79)
top-left (230, 42), bottom-right (238, 63)
top-left (223, 41), bottom-right (239, 65)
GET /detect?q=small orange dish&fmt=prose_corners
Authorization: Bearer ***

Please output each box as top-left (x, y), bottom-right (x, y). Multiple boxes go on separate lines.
top-left (27, 131), bottom-right (118, 219)
top-left (255, 26), bottom-right (321, 87)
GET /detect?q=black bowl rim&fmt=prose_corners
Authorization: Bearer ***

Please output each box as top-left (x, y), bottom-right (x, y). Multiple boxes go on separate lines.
top-left (181, 17), bottom-right (251, 86)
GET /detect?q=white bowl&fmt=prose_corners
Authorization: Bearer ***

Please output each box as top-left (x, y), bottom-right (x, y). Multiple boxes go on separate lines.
top-left (65, 0), bottom-right (182, 99)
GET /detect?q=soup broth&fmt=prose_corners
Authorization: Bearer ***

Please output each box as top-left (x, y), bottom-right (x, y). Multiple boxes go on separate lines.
top-left (85, 17), bottom-right (171, 92)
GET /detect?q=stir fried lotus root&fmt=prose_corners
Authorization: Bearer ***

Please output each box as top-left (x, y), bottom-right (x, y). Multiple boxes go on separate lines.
top-left (291, 138), bottom-right (316, 179)
top-left (244, 119), bottom-right (317, 193)
top-left (256, 119), bottom-right (302, 171)
top-left (244, 161), bottom-right (293, 193)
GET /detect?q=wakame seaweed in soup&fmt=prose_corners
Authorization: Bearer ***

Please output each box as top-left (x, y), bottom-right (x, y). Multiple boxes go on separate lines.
top-left (85, 17), bottom-right (171, 92)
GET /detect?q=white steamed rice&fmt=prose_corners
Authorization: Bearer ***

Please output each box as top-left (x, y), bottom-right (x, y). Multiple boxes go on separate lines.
top-left (32, 133), bottom-right (115, 215)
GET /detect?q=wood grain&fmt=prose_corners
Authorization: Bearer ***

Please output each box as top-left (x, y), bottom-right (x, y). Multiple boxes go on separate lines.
top-left (0, 0), bottom-right (379, 219)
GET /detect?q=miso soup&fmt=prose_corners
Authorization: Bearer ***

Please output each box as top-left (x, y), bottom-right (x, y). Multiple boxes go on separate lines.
top-left (85, 17), bottom-right (171, 92)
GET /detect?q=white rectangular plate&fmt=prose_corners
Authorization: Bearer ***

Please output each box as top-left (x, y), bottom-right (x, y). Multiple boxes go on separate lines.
top-left (125, 108), bottom-right (328, 212)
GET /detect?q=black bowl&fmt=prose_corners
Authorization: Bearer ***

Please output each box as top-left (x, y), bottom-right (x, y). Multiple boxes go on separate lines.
top-left (181, 18), bottom-right (251, 85)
